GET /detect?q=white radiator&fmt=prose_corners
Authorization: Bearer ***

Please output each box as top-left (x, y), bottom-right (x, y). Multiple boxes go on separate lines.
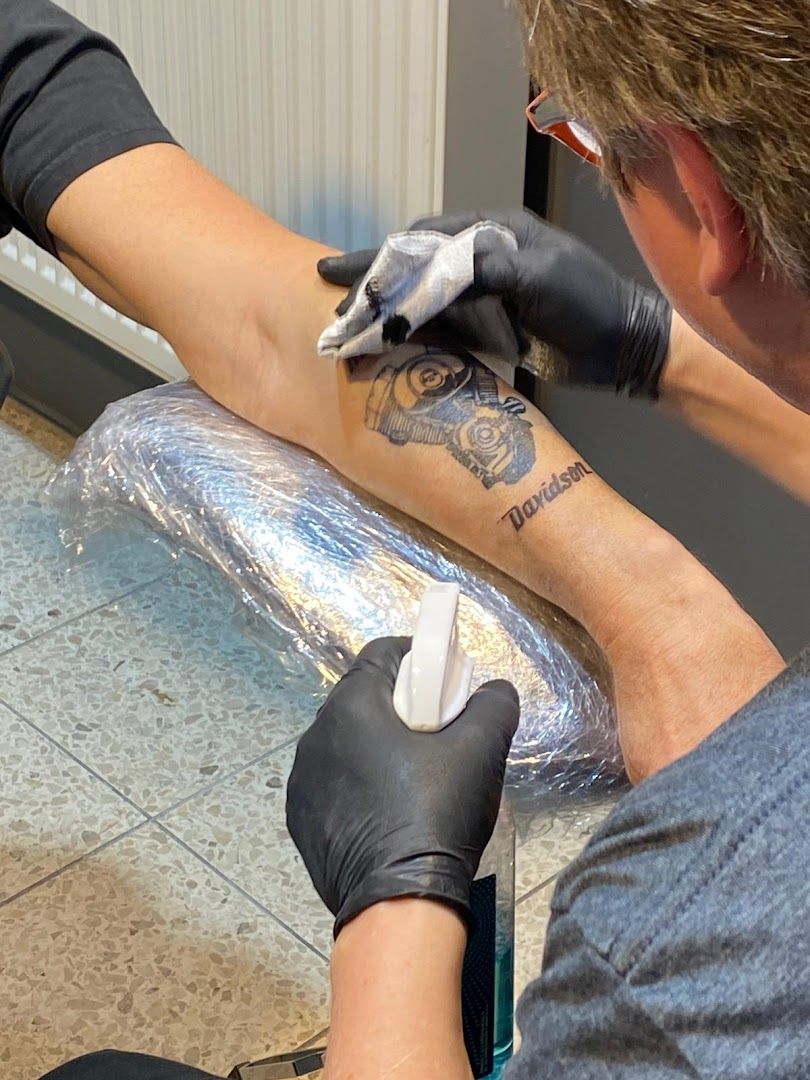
top-left (0, 0), bottom-right (451, 381)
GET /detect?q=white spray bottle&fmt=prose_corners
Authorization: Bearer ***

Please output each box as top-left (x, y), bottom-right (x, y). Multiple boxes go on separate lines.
top-left (394, 583), bottom-right (515, 1080)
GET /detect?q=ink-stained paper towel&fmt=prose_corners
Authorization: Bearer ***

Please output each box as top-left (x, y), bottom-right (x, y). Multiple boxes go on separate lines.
top-left (317, 222), bottom-right (518, 361)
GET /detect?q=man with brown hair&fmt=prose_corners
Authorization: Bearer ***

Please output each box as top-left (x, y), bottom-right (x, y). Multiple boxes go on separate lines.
top-left (295, 1), bottom-right (810, 1076)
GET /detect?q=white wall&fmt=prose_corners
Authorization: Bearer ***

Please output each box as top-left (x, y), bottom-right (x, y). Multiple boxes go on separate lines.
top-left (60, 0), bottom-right (451, 250)
top-left (0, 1), bottom-right (526, 381)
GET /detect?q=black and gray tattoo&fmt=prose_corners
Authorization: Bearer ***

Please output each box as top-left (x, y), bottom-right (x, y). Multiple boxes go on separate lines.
top-left (500, 460), bottom-right (593, 532)
top-left (365, 348), bottom-right (535, 488)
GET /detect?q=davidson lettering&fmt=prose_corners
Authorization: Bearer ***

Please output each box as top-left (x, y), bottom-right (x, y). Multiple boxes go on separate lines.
top-left (500, 460), bottom-right (593, 532)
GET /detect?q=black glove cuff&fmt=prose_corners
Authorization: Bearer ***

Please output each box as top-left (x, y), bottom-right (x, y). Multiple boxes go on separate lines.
top-left (334, 859), bottom-right (473, 939)
top-left (616, 285), bottom-right (673, 399)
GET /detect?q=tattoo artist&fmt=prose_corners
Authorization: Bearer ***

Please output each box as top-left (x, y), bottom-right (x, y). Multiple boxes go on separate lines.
top-left (307, 3), bottom-right (810, 1079)
top-left (2, 0), bottom-right (806, 1078)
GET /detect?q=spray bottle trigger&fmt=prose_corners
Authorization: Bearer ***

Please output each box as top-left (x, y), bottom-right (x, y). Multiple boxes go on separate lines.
top-left (393, 582), bottom-right (475, 732)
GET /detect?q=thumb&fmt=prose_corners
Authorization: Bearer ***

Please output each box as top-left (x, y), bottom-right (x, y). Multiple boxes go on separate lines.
top-left (460, 679), bottom-right (521, 747)
top-left (334, 278), bottom-right (363, 317)
top-left (317, 249), bottom-right (378, 287)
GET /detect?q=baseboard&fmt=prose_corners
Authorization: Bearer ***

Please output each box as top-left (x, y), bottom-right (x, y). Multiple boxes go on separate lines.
top-left (0, 282), bottom-right (164, 436)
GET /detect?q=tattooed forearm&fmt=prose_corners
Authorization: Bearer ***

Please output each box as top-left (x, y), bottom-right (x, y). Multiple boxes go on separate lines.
top-left (364, 347), bottom-right (536, 488)
top-left (501, 461), bottom-right (593, 532)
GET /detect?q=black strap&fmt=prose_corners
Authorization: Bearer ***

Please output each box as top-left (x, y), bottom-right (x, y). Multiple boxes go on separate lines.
top-left (228, 1048), bottom-right (326, 1079)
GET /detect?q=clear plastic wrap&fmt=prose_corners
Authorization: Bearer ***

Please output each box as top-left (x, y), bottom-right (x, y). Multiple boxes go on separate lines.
top-left (47, 381), bottom-right (625, 825)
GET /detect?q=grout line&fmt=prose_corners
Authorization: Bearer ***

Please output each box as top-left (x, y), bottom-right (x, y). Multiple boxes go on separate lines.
top-left (0, 808), bottom-right (332, 974)
top-left (0, 819), bottom-right (150, 911)
top-left (517, 871), bottom-right (559, 907)
top-left (153, 732), bottom-right (302, 821)
top-left (154, 821), bottom-right (330, 964)
top-left (0, 568), bottom-right (174, 662)
top-left (0, 696), bottom-right (150, 820)
top-left (1, 695), bottom-right (303, 827)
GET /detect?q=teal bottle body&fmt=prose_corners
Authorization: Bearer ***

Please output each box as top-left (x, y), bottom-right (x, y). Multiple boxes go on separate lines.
top-left (462, 802), bottom-right (516, 1079)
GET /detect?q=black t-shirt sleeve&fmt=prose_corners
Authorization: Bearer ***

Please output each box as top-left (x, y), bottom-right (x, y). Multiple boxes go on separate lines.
top-left (0, 0), bottom-right (177, 256)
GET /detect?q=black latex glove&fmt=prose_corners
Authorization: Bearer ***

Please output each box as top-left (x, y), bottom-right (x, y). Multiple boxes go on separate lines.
top-left (317, 208), bottom-right (672, 398)
top-left (286, 636), bottom-right (520, 937)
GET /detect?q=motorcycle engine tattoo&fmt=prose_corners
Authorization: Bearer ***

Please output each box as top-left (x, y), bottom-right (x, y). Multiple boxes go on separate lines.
top-left (365, 348), bottom-right (535, 488)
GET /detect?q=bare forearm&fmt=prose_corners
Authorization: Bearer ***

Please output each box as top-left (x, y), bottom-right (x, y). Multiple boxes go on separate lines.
top-left (325, 348), bottom-right (783, 781)
top-left (661, 313), bottom-right (810, 502)
top-left (48, 154), bottom-right (784, 780)
top-left (327, 900), bottom-right (471, 1080)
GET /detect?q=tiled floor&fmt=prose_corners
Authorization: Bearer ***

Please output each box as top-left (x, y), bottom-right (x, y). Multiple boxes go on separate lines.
top-left (0, 400), bottom-right (619, 1078)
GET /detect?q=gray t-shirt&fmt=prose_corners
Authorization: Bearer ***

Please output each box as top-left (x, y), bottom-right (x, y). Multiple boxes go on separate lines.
top-left (509, 649), bottom-right (810, 1079)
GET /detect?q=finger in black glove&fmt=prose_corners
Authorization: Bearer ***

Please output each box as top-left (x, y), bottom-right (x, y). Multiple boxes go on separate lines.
top-left (318, 209), bottom-right (672, 398)
top-left (286, 636), bottom-right (520, 937)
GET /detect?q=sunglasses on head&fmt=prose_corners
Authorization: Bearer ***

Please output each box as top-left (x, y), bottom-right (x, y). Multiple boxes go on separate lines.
top-left (525, 89), bottom-right (602, 167)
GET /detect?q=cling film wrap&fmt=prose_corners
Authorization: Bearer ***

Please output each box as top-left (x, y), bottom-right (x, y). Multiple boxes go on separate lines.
top-left (47, 381), bottom-right (625, 827)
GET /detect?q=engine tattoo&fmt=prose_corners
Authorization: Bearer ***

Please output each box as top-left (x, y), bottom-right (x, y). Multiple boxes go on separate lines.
top-left (365, 348), bottom-right (535, 488)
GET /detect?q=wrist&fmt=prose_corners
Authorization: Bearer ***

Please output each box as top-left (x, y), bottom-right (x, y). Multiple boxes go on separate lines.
top-left (334, 897), bottom-right (467, 959)
top-left (587, 526), bottom-right (784, 781)
top-left (328, 899), bottom-right (470, 1080)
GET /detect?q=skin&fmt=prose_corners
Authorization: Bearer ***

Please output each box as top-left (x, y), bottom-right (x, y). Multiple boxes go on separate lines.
top-left (48, 144), bottom-right (810, 502)
top-left (328, 900), bottom-right (471, 1080)
top-left (46, 139), bottom-right (802, 1077)
top-left (622, 128), bottom-right (810, 414)
top-left (46, 142), bottom-right (788, 782)
top-left (661, 312), bottom-right (810, 501)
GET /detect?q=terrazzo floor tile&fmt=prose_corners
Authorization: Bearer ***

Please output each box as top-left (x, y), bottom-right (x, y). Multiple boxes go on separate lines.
top-left (1, 399), bottom-right (75, 459)
top-left (515, 793), bottom-right (621, 899)
top-left (510, 879), bottom-right (558, 1060)
top-left (0, 567), bottom-right (326, 814)
top-left (164, 749), bottom-right (624, 958)
top-left (0, 412), bottom-right (34, 459)
top-left (162, 745), bottom-right (334, 957)
top-left (0, 702), bottom-right (143, 902)
top-left (0, 446), bottom-right (171, 648)
top-left (0, 823), bottom-right (329, 1080)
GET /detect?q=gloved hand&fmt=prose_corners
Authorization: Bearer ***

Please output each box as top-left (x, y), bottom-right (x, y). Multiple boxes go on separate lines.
top-left (286, 636), bottom-right (520, 937)
top-left (317, 208), bottom-right (672, 398)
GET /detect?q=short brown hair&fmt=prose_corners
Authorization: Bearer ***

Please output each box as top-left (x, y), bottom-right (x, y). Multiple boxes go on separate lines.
top-left (517, 0), bottom-right (810, 289)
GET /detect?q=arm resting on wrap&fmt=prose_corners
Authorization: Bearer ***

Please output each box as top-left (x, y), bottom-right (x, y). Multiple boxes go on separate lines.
top-left (50, 147), bottom-right (787, 1080)
top-left (48, 145), bottom-right (784, 784)
top-left (323, 344), bottom-right (784, 786)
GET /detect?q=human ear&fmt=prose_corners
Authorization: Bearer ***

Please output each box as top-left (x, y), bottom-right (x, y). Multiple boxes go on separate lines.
top-left (656, 126), bottom-right (748, 295)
